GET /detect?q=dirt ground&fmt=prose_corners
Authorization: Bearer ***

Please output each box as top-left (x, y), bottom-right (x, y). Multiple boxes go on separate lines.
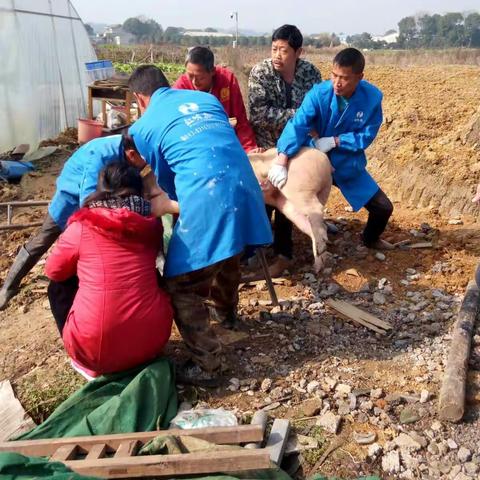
top-left (1, 63), bottom-right (480, 479)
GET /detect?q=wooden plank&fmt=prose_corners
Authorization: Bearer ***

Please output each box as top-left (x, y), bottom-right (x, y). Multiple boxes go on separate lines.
top-left (0, 425), bottom-right (263, 457)
top-left (408, 242), bottom-right (433, 249)
top-left (439, 280), bottom-right (479, 422)
top-left (66, 449), bottom-right (271, 478)
top-left (326, 299), bottom-right (392, 332)
top-left (265, 419), bottom-right (290, 465)
top-left (0, 222), bottom-right (43, 231)
top-left (114, 440), bottom-right (140, 457)
top-left (86, 443), bottom-right (108, 460)
top-left (50, 444), bottom-right (79, 462)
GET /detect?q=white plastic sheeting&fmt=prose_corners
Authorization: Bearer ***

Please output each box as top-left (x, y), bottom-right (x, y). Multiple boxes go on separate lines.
top-left (0, 0), bottom-right (96, 151)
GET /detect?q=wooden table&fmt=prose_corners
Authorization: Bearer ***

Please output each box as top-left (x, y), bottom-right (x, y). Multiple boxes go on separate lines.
top-left (87, 80), bottom-right (136, 127)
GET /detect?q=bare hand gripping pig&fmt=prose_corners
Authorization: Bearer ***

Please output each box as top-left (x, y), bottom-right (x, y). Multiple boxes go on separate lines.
top-left (248, 147), bottom-right (332, 272)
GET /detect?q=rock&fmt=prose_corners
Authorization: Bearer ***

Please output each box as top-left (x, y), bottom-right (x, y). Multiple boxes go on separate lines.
top-left (353, 431), bottom-right (377, 445)
top-left (270, 306), bottom-right (282, 314)
top-left (420, 389), bottom-right (430, 403)
top-left (228, 377), bottom-right (240, 391)
top-left (427, 442), bottom-right (440, 455)
top-left (337, 401), bottom-right (350, 415)
top-left (306, 380), bottom-right (320, 394)
top-left (270, 386), bottom-right (284, 400)
top-left (408, 431), bottom-right (427, 448)
top-left (464, 462), bottom-right (479, 476)
top-left (285, 434), bottom-right (319, 455)
top-left (373, 292), bottom-right (386, 305)
top-left (346, 268), bottom-right (360, 276)
top-left (431, 420), bottom-right (443, 431)
top-left (447, 438), bottom-right (458, 450)
top-left (394, 433), bottom-right (422, 452)
top-left (322, 377), bottom-right (337, 391)
top-left (320, 283), bottom-right (340, 298)
top-left (457, 446), bottom-right (472, 463)
top-left (368, 442), bottom-right (382, 458)
top-left (301, 398), bottom-right (323, 417)
top-left (382, 450), bottom-right (401, 474)
top-left (335, 383), bottom-right (352, 396)
top-left (316, 411), bottom-right (341, 434)
top-left (400, 407), bottom-right (420, 424)
top-left (448, 219), bottom-right (463, 225)
top-left (449, 465), bottom-right (462, 479)
top-left (370, 388), bottom-right (383, 399)
top-left (452, 473), bottom-right (471, 480)
top-left (260, 378), bottom-right (273, 392)
top-left (375, 252), bottom-right (386, 261)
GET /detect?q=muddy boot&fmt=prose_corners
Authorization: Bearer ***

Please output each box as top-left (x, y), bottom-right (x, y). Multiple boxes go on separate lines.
top-left (209, 306), bottom-right (239, 330)
top-left (0, 247), bottom-right (38, 310)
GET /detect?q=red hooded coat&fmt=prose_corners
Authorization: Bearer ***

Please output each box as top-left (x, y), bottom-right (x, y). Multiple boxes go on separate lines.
top-left (45, 206), bottom-right (173, 377)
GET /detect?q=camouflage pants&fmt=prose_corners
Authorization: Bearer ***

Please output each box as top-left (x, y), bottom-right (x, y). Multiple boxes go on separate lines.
top-left (165, 255), bottom-right (241, 372)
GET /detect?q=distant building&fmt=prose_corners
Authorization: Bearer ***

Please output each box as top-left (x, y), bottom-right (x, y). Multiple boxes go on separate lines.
top-left (337, 33), bottom-right (349, 45)
top-left (372, 31), bottom-right (398, 44)
top-left (183, 31), bottom-right (233, 38)
top-left (98, 25), bottom-right (135, 45)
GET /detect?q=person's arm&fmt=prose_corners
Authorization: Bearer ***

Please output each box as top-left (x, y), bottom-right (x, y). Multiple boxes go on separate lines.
top-left (141, 166), bottom-right (180, 216)
top-left (337, 102), bottom-right (383, 152)
top-left (276, 86), bottom-right (322, 159)
top-left (229, 75), bottom-right (258, 152)
top-left (45, 222), bottom-right (81, 281)
top-left (248, 65), bottom-right (295, 131)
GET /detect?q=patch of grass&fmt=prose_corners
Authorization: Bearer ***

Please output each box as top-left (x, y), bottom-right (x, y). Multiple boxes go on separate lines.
top-left (16, 365), bottom-right (84, 424)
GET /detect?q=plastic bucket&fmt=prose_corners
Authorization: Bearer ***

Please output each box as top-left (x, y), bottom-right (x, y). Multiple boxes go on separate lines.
top-left (77, 118), bottom-right (103, 143)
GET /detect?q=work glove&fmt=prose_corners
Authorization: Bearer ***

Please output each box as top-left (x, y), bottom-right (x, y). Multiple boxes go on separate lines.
top-left (268, 164), bottom-right (288, 189)
top-left (314, 136), bottom-right (336, 153)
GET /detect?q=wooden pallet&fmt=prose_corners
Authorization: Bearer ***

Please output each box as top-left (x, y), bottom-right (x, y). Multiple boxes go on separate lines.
top-left (0, 425), bottom-right (272, 478)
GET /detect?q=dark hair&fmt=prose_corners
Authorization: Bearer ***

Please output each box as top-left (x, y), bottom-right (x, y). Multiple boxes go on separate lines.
top-left (83, 162), bottom-right (143, 205)
top-left (121, 130), bottom-right (138, 155)
top-left (333, 48), bottom-right (365, 74)
top-left (128, 65), bottom-right (170, 96)
top-left (185, 46), bottom-right (214, 72)
top-left (272, 24), bottom-right (303, 51)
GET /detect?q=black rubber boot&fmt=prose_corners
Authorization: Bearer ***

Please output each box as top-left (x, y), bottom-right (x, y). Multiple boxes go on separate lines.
top-left (0, 246), bottom-right (38, 310)
top-left (208, 307), bottom-right (239, 330)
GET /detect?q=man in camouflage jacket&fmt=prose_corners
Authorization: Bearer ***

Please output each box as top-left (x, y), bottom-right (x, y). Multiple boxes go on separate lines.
top-left (248, 24), bottom-right (322, 275)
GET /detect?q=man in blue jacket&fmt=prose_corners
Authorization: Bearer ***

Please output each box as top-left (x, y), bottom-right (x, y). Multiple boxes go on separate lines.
top-left (0, 135), bottom-right (125, 310)
top-left (268, 48), bottom-right (393, 250)
top-left (128, 65), bottom-right (272, 386)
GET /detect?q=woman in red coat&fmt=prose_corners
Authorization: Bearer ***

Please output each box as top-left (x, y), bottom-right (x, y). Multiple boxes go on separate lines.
top-left (45, 162), bottom-right (174, 379)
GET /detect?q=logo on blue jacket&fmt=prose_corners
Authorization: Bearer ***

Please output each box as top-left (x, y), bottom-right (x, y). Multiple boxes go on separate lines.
top-left (178, 103), bottom-right (200, 115)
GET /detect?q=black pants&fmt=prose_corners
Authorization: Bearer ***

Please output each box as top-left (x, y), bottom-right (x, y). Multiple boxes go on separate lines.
top-left (362, 188), bottom-right (393, 246)
top-left (266, 206), bottom-right (293, 259)
top-left (48, 276), bottom-right (79, 336)
top-left (475, 264), bottom-right (480, 288)
top-left (25, 214), bottom-right (62, 258)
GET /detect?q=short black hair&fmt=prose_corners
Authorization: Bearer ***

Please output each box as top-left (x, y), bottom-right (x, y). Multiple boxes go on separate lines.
top-left (185, 46), bottom-right (214, 72)
top-left (333, 48), bottom-right (365, 74)
top-left (272, 24), bottom-right (303, 51)
top-left (128, 65), bottom-right (170, 96)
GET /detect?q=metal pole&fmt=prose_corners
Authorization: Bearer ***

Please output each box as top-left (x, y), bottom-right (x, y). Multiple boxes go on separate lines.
top-left (256, 248), bottom-right (279, 307)
top-left (235, 11), bottom-right (238, 47)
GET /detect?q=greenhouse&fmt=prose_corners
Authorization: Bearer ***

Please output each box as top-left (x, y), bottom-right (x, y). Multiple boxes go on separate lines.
top-left (0, 0), bottom-right (95, 152)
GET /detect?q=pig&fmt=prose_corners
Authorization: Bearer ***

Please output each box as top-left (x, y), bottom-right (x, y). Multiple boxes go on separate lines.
top-left (248, 147), bottom-right (332, 272)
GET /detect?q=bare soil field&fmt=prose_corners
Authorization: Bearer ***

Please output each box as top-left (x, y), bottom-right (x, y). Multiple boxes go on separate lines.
top-left (1, 61), bottom-right (480, 479)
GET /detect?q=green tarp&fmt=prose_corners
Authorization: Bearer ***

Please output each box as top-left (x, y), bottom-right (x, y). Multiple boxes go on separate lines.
top-left (16, 357), bottom-right (177, 440)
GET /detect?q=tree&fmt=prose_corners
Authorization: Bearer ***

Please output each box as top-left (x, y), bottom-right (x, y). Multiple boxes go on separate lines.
top-left (204, 27), bottom-right (218, 32)
top-left (397, 16), bottom-right (418, 48)
top-left (465, 12), bottom-right (480, 47)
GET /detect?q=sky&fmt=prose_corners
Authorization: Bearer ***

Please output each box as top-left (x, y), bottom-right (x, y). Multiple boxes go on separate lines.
top-left (72, 0), bottom-right (480, 35)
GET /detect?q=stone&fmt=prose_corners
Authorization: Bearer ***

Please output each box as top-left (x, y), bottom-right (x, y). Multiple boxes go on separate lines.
top-left (270, 386), bottom-right (284, 400)
top-left (373, 292), bottom-right (386, 305)
top-left (408, 431), bottom-right (428, 448)
top-left (431, 420), bottom-right (443, 431)
top-left (452, 473), bottom-right (471, 480)
top-left (375, 252), bottom-right (386, 261)
top-left (382, 450), bottom-right (400, 474)
top-left (306, 380), bottom-right (320, 394)
top-left (260, 378), bottom-right (272, 392)
top-left (400, 407), bottom-right (420, 424)
top-left (394, 433), bottom-right (422, 452)
top-left (370, 388), bottom-right (383, 399)
top-left (447, 438), bottom-right (458, 450)
top-left (420, 389), bottom-right (430, 403)
top-left (464, 462), bottom-right (479, 476)
top-left (449, 465), bottom-right (462, 479)
top-left (337, 401), bottom-right (350, 415)
top-left (353, 431), bottom-right (377, 445)
top-left (285, 434), bottom-right (319, 455)
top-left (457, 446), bottom-right (472, 463)
top-left (368, 442), bottom-right (382, 458)
top-left (335, 383), bottom-right (352, 396)
top-left (316, 411), bottom-right (341, 434)
top-left (448, 219), bottom-right (463, 225)
top-left (228, 377), bottom-right (240, 391)
top-left (301, 398), bottom-right (323, 417)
